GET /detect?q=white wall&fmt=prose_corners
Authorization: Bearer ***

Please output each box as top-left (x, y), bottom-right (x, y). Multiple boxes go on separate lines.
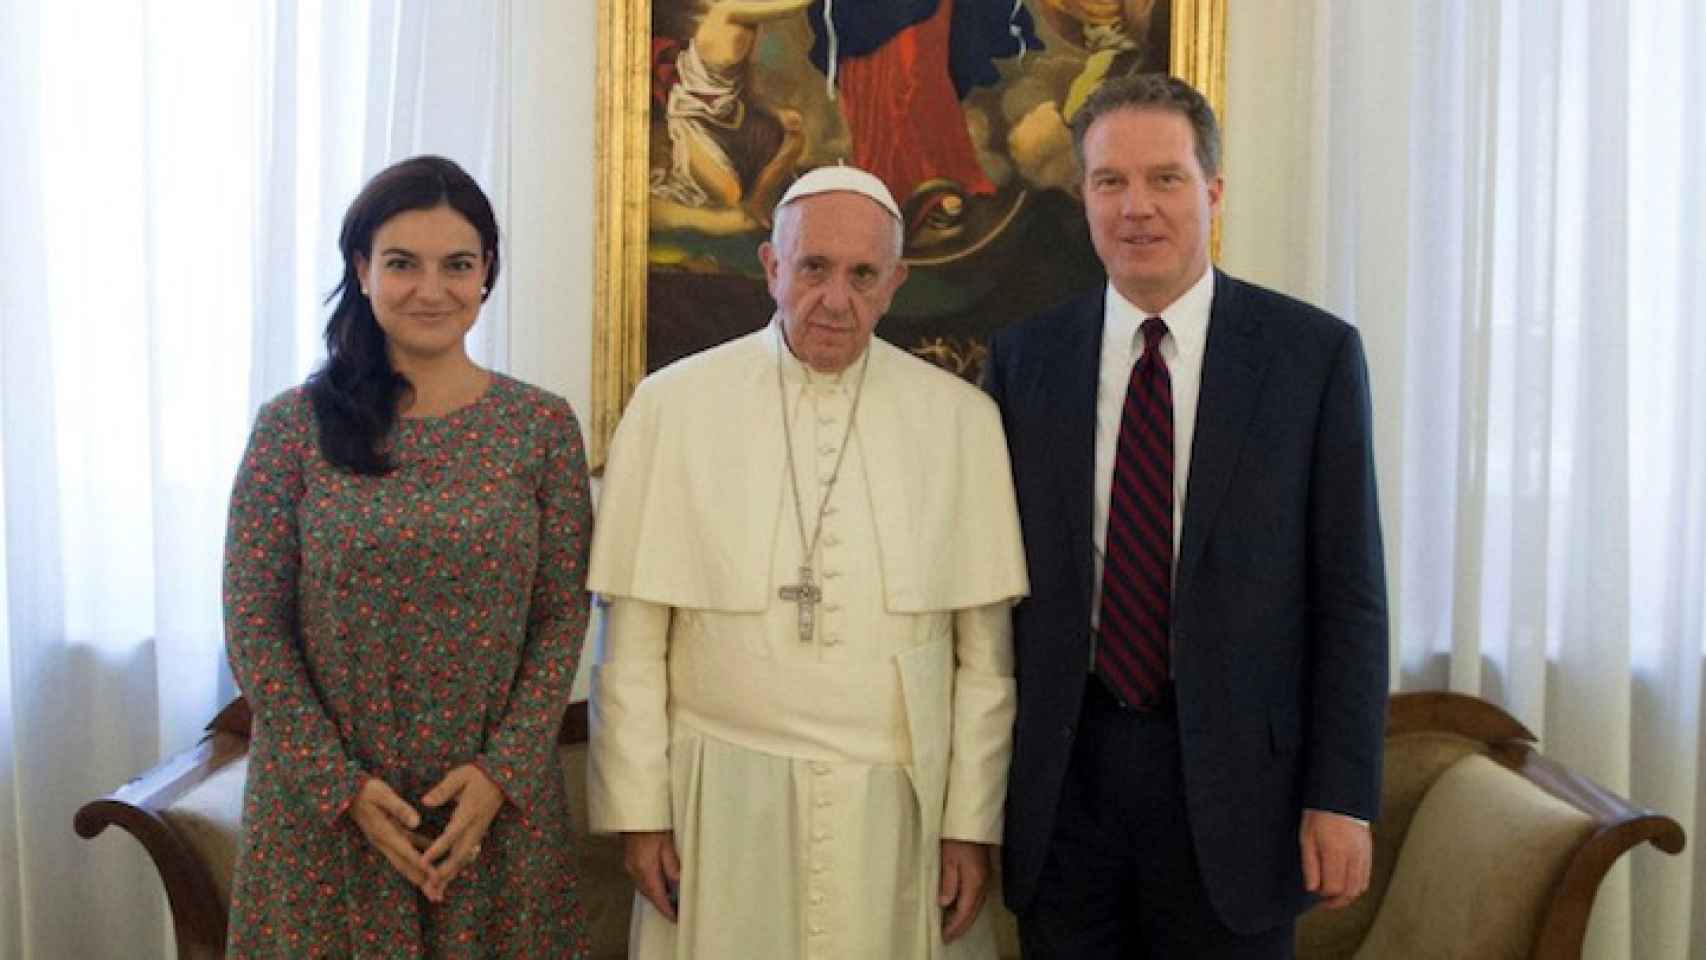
top-left (507, 0), bottom-right (597, 417)
top-left (1219, 3), bottom-right (1319, 294)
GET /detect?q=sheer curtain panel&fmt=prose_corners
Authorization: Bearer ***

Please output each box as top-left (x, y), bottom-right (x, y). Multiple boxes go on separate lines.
top-left (1227, 1), bottom-right (1705, 956)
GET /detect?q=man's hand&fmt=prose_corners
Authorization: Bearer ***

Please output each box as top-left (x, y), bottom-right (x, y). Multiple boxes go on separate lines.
top-left (349, 777), bottom-right (432, 890)
top-left (418, 764), bottom-right (506, 902)
top-left (623, 830), bottom-right (682, 922)
top-left (938, 839), bottom-right (992, 942)
top-left (1300, 809), bottom-right (1372, 909)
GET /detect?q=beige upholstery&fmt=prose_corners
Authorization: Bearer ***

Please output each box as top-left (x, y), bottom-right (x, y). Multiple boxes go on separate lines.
top-left (1291, 694), bottom-right (1689, 960)
top-left (1353, 754), bottom-right (1593, 959)
top-left (991, 875), bottom-right (1021, 959)
top-left (159, 755), bottom-right (249, 910)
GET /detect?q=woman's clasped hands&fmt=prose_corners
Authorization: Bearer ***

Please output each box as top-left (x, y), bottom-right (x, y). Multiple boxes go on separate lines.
top-left (348, 763), bottom-right (506, 902)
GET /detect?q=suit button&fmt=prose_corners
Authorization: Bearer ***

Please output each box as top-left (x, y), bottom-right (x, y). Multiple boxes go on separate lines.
top-left (1061, 725), bottom-right (1074, 742)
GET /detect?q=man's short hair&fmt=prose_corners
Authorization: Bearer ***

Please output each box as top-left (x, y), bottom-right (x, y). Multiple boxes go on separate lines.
top-left (1070, 73), bottom-right (1222, 180)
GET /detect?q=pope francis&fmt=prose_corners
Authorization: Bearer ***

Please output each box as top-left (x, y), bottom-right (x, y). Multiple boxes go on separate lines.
top-left (587, 164), bottom-right (1029, 959)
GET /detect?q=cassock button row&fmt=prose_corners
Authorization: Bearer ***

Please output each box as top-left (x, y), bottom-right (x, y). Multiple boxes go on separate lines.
top-left (815, 796), bottom-right (832, 808)
top-left (810, 762), bottom-right (831, 775)
top-left (818, 444), bottom-right (835, 456)
top-left (824, 634), bottom-right (839, 646)
top-left (823, 570), bottom-right (841, 579)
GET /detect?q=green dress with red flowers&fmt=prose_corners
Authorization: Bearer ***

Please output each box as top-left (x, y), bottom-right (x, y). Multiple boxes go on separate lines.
top-left (223, 375), bottom-right (592, 958)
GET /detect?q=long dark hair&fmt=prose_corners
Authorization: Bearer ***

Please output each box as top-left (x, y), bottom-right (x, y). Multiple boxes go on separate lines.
top-left (306, 155), bottom-right (501, 475)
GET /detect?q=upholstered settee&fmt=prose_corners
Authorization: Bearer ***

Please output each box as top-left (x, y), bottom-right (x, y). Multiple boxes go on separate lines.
top-left (1293, 692), bottom-right (1685, 958)
top-left (76, 691), bottom-right (1682, 959)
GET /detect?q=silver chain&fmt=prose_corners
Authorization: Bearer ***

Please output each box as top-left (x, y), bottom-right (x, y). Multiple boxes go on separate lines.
top-left (777, 333), bottom-right (872, 597)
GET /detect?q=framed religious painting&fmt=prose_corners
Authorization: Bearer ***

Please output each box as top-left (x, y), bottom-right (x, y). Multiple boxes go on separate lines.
top-left (592, 0), bottom-right (1226, 464)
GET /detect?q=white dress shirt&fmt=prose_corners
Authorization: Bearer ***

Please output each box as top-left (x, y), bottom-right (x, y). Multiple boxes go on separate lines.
top-left (1085, 271), bottom-right (1365, 830)
top-left (1090, 266), bottom-right (1215, 628)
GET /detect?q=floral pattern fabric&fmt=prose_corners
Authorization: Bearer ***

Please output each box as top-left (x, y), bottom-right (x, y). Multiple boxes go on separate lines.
top-left (223, 375), bottom-right (592, 958)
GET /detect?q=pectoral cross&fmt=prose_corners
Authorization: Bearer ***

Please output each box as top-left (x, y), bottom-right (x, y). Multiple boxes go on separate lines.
top-left (778, 565), bottom-right (822, 643)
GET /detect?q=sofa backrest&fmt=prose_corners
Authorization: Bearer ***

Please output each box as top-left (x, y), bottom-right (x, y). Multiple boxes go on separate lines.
top-left (1353, 753), bottom-right (1594, 959)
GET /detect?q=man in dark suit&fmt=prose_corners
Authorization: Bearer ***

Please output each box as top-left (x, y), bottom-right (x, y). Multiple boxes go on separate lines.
top-left (985, 73), bottom-right (1389, 957)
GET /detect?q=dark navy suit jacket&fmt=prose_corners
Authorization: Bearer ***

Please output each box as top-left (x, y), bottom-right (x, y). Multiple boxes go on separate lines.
top-left (985, 271), bottom-right (1389, 934)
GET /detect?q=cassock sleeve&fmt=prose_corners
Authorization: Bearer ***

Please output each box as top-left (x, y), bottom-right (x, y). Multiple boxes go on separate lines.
top-left (473, 401), bottom-right (593, 821)
top-left (940, 601), bottom-right (1016, 844)
top-left (223, 393), bottom-right (367, 825)
top-left (588, 597), bottom-right (674, 833)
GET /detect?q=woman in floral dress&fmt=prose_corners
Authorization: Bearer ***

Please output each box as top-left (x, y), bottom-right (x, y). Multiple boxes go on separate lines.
top-left (223, 156), bottom-right (592, 958)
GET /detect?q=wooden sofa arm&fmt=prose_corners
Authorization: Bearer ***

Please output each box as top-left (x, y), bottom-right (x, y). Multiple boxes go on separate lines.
top-left (1509, 749), bottom-right (1686, 957)
top-left (73, 723), bottom-right (248, 960)
top-left (1383, 691), bottom-right (1687, 959)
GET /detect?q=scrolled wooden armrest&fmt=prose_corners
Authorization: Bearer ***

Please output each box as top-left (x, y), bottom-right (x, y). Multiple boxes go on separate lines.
top-left (73, 723), bottom-right (247, 960)
top-left (1506, 748), bottom-right (1687, 957)
top-left (1384, 690), bottom-right (1687, 959)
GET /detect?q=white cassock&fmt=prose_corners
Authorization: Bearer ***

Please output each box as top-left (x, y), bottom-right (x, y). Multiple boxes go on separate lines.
top-left (588, 323), bottom-right (1029, 960)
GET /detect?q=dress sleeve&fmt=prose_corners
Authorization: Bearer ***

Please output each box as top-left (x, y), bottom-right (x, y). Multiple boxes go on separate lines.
top-left (940, 601), bottom-right (1017, 843)
top-left (474, 400), bottom-right (593, 821)
top-left (223, 393), bottom-right (367, 825)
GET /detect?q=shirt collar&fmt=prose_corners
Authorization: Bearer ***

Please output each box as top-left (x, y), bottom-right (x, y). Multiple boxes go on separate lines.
top-left (1102, 267), bottom-right (1215, 359)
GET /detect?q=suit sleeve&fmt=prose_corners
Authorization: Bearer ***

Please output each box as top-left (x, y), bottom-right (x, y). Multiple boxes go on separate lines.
top-left (940, 601), bottom-right (1017, 843)
top-left (1303, 326), bottom-right (1389, 821)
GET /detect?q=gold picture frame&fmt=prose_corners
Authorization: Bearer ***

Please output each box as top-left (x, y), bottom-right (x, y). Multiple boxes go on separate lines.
top-left (593, 0), bottom-right (1227, 466)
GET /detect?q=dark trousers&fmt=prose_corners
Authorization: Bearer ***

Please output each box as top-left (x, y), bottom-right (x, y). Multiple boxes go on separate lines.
top-left (1018, 679), bottom-right (1296, 959)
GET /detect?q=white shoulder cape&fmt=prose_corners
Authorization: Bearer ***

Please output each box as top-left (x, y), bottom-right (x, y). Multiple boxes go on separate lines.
top-left (589, 327), bottom-right (1029, 613)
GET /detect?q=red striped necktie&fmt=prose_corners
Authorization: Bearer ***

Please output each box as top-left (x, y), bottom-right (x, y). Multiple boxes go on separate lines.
top-left (1097, 315), bottom-right (1173, 708)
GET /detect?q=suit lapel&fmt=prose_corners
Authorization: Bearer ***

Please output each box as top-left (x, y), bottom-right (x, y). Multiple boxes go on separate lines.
top-left (1177, 273), bottom-right (1272, 596)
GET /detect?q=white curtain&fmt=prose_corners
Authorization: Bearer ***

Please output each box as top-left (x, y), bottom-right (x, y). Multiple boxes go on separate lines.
top-left (0, 1), bottom-right (509, 956)
top-left (1227, 0), bottom-right (1705, 955)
